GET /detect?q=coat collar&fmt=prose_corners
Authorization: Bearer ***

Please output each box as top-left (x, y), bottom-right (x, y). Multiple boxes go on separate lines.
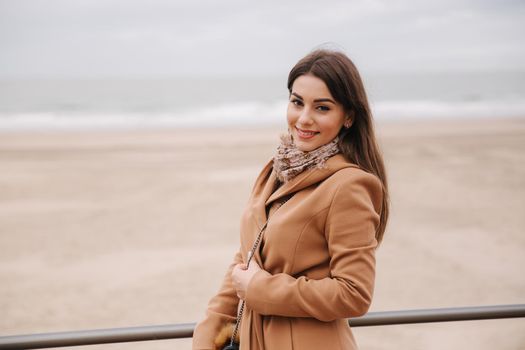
top-left (251, 153), bottom-right (360, 228)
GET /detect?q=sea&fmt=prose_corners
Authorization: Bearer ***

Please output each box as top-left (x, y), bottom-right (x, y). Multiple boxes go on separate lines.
top-left (0, 71), bottom-right (524, 131)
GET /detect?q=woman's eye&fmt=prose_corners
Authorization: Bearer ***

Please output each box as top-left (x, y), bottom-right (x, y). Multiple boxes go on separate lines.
top-left (317, 105), bottom-right (330, 112)
top-left (291, 99), bottom-right (303, 106)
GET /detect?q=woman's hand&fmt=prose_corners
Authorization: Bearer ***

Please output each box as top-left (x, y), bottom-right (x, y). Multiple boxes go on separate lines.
top-left (231, 253), bottom-right (262, 300)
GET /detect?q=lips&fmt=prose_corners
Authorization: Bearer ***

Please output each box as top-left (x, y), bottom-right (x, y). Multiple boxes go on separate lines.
top-left (296, 126), bottom-right (319, 139)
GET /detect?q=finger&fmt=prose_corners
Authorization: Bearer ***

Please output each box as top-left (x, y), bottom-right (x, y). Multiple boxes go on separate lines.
top-left (248, 260), bottom-right (260, 270)
top-left (231, 266), bottom-right (241, 280)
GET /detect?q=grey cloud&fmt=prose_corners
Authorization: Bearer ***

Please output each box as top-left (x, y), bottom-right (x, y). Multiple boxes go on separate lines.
top-left (0, 0), bottom-right (524, 78)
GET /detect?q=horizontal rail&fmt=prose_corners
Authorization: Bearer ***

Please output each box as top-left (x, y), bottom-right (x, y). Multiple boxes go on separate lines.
top-left (348, 303), bottom-right (525, 326)
top-left (0, 323), bottom-right (194, 350)
top-left (1, 304), bottom-right (524, 349)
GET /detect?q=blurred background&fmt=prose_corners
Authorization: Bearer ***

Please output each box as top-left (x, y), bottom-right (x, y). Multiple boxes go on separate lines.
top-left (1, 0), bottom-right (525, 128)
top-left (0, 0), bottom-right (524, 349)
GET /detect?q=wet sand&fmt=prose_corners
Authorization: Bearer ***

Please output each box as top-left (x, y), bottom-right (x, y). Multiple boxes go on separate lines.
top-left (1, 118), bottom-right (524, 349)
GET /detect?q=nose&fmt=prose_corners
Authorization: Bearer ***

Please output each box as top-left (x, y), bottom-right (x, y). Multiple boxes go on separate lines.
top-left (297, 107), bottom-right (314, 126)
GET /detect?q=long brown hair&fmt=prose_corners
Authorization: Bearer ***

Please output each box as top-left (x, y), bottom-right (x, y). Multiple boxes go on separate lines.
top-left (287, 49), bottom-right (389, 244)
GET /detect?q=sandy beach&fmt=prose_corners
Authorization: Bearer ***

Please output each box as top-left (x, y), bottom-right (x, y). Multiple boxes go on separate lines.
top-left (1, 118), bottom-right (524, 349)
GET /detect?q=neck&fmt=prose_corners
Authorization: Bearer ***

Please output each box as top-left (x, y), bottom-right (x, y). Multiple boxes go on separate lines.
top-left (273, 133), bottom-right (340, 183)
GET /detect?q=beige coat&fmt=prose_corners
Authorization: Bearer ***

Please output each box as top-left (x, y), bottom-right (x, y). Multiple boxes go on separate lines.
top-left (193, 153), bottom-right (383, 350)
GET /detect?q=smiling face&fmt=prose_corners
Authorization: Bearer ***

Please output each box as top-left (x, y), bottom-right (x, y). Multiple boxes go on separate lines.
top-left (287, 74), bottom-right (348, 152)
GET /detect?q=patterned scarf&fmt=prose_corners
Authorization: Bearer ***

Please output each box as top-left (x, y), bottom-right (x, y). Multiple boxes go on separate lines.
top-left (273, 133), bottom-right (341, 183)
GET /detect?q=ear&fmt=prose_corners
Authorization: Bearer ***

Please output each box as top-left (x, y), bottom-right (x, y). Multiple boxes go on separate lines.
top-left (343, 111), bottom-right (354, 128)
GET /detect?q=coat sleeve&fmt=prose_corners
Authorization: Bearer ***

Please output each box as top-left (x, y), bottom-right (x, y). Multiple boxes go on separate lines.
top-left (192, 250), bottom-right (243, 350)
top-left (244, 171), bottom-right (382, 322)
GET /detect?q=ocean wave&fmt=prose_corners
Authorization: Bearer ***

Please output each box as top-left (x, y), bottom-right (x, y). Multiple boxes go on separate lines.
top-left (0, 99), bottom-right (524, 131)
top-left (372, 99), bottom-right (525, 119)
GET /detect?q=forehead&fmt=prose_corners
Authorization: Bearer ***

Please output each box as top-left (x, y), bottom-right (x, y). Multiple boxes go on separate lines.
top-left (291, 74), bottom-right (334, 99)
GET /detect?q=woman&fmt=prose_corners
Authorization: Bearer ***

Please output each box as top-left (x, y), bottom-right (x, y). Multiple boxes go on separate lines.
top-left (192, 48), bottom-right (389, 350)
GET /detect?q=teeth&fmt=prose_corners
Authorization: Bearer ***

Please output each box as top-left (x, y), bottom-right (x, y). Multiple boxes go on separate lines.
top-left (297, 127), bottom-right (317, 136)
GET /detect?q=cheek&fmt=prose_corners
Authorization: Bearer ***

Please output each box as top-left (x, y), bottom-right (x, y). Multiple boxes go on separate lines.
top-left (320, 117), bottom-right (344, 135)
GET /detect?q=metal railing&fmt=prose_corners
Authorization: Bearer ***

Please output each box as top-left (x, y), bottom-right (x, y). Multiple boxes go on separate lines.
top-left (1, 304), bottom-right (524, 349)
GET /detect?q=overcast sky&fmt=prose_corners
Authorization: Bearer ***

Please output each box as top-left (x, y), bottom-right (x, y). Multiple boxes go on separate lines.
top-left (1, 0), bottom-right (524, 78)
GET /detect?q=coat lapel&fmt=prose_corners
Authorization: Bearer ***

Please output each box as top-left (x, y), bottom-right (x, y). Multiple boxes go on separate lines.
top-left (251, 154), bottom-right (359, 229)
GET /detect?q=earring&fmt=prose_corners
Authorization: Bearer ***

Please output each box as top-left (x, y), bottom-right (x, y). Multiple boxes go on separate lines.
top-left (344, 119), bottom-right (352, 128)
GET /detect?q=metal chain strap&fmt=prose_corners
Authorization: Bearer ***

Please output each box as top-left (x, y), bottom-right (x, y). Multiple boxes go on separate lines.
top-left (229, 195), bottom-right (293, 348)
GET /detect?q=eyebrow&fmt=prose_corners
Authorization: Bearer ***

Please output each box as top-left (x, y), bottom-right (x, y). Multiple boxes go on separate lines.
top-left (291, 92), bottom-right (336, 104)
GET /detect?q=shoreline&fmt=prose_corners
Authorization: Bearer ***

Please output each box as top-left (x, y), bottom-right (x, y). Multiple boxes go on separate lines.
top-left (0, 112), bottom-right (524, 134)
top-left (0, 115), bottom-right (524, 136)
